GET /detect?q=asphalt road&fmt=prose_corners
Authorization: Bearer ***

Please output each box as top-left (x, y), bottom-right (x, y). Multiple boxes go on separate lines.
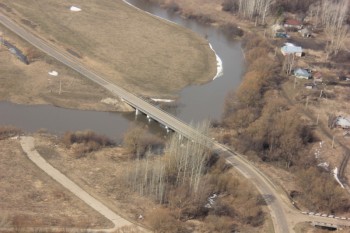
top-left (1, 10), bottom-right (350, 233)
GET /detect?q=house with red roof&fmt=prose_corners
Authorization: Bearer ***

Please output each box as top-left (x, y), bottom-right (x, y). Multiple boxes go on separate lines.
top-left (284, 19), bottom-right (303, 30)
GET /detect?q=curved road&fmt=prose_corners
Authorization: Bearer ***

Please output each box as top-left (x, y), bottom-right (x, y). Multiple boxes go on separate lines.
top-left (1, 8), bottom-right (350, 233)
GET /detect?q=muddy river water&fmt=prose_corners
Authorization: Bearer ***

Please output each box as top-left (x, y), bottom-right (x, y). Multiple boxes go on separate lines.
top-left (0, 0), bottom-right (244, 141)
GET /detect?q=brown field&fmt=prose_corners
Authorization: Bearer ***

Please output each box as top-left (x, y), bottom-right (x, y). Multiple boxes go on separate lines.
top-left (0, 25), bottom-right (132, 112)
top-left (0, 137), bottom-right (112, 230)
top-left (0, 0), bottom-right (216, 99)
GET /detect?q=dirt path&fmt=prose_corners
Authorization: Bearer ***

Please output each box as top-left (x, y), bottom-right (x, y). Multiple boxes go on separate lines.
top-left (20, 136), bottom-right (145, 232)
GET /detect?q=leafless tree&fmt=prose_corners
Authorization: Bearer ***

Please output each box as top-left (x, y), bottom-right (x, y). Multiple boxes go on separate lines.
top-left (309, 0), bottom-right (349, 56)
top-left (282, 53), bottom-right (295, 75)
top-left (237, 0), bottom-right (275, 25)
top-left (124, 122), bottom-right (212, 203)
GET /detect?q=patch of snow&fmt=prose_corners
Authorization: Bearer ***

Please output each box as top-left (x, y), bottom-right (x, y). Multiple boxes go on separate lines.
top-left (317, 162), bottom-right (329, 170)
top-left (70, 6), bottom-right (81, 12)
top-left (285, 42), bottom-right (295, 47)
top-left (205, 193), bottom-right (217, 208)
top-left (209, 43), bottom-right (223, 80)
top-left (48, 71), bottom-right (58, 76)
top-left (333, 167), bottom-right (345, 188)
top-left (151, 98), bottom-right (175, 103)
top-left (314, 141), bottom-right (323, 159)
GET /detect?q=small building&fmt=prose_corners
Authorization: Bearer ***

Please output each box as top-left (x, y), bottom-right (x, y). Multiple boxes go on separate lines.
top-left (294, 68), bottom-right (311, 79)
top-left (284, 19), bottom-right (303, 30)
top-left (281, 43), bottom-right (303, 57)
top-left (299, 28), bottom-right (311, 37)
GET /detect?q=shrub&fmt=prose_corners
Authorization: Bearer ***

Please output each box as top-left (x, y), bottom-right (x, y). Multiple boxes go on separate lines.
top-left (205, 215), bottom-right (237, 233)
top-left (148, 208), bottom-right (188, 233)
top-left (220, 24), bottom-right (244, 38)
top-left (221, 0), bottom-right (238, 13)
top-left (166, 2), bottom-right (180, 13)
top-left (297, 167), bottom-right (350, 213)
top-left (123, 126), bottom-right (164, 159)
top-left (61, 130), bottom-right (114, 157)
top-left (0, 126), bottom-right (21, 140)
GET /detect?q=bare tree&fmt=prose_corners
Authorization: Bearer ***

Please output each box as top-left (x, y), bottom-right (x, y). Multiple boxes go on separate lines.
top-left (124, 122), bottom-right (212, 203)
top-left (237, 0), bottom-right (275, 25)
top-left (282, 53), bottom-right (295, 75)
top-left (309, 0), bottom-right (349, 56)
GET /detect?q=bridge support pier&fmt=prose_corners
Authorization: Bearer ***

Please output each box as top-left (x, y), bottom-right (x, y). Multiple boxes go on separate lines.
top-left (165, 125), bottom-right (170, 133)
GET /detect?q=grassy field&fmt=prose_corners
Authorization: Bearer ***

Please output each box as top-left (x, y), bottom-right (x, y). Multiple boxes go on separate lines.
top-left (0, 0), bottom-right (216, 98)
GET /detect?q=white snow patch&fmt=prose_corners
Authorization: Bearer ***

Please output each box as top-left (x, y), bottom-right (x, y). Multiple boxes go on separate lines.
top-left (314, 141), bottom-right (324, 159)
top-left (317, 162), bottom-right (329, 170)
top-left (205, 193), bottom-right (217, 208)
top-left (151, 98), bottom-right (175, 103)
top-left (333, 167), bottom-right (344, 188)
top-left (209, 43), bottom-right (223, 80)
top-left (70, 6), bottom-right (82, 12)
top-left (48, 71), bottom-right (58, 76)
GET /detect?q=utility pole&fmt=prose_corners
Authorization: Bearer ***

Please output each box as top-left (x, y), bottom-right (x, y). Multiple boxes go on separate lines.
top-left (305, 96), bottom-right (309, 109)
top-left (59, 76), bottom-right (62, 95)
top-left (316, 113), bottom-right (320, 125)
top-left (332, 135), bottom-right (335, 148)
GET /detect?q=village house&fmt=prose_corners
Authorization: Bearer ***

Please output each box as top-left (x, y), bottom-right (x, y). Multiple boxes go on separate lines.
top-left (284, 19), bottom-right (303, 30)
top-left (294, 68), bottom-right (311, 79)
top-left (281, 43), bottom-right (303, 57)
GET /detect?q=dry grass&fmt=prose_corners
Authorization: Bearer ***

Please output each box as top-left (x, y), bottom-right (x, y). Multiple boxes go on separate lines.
top-left (0, 0), bottom-right (216, 98)
top-left (0, 137), bottom-right (112, 229)
top-left (0, 24), bottom-right (131, 111)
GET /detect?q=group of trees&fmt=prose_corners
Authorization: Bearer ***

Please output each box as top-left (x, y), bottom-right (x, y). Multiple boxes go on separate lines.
top-left (223, 34), bottom-right (312, 168)
top-left (122, 124), bottom-right (265, 232)
top-left (308, 0), bottom-right (349, 56)
top-left (124, 123), bottom-right (212, 204)
top-left (61, 130), bottom-right (114, 158)
top-left (222, 0), bottom-right (275, 24)
top-left (297, 167), bottom-right (350, 212)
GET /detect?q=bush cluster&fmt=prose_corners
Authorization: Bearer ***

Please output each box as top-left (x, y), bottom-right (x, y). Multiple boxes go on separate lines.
top-left (62, 130), bottom-right (114, 158)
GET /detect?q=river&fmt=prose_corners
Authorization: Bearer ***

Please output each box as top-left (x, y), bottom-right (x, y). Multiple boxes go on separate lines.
top-left (0, 0), bottom-right (243, 140)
